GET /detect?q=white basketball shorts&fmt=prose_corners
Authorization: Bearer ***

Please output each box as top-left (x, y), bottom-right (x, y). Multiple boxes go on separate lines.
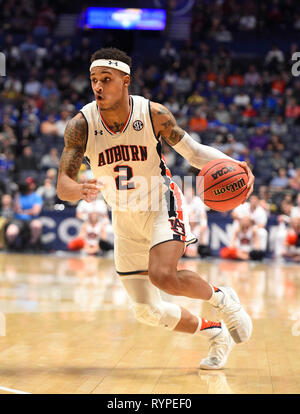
top-left (112, 197), bottom-right (197, 275)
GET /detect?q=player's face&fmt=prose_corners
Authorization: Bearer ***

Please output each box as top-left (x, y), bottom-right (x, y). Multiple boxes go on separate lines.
top-left (90, 67), bottom-right (130, 110)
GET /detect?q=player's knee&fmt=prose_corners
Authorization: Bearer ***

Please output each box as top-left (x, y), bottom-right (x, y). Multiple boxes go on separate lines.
top-left (148, 265), bottom-right (176, 291)
top-left (132, 302), bottom-right (181, 330)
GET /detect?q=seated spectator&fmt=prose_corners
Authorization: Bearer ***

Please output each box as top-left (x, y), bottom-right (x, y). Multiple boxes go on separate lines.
top-left (5, 178), bottom-right (43, 251)
top-left (0, 194), bottom-right (14, 249)
top-left (227, 70), bottom-right (244, 87)
top-left (54, 110), bottom-right (71, 138)
top-left (40, 147), bottom-right (59, 170)
top-left (223, 134), bottom-right (247, 159)
top-left (267, 134), bottom-right (285, 151)
top-left (40, 114), bottom-right (59, 136)
top-left (40, 78), bottom-right (59, 99)
top-left (291, 193), bottom-right (300, 219)
top-left (24, 76), bottom-right (41, 96)
top-left (289, 168), bottom-right (300, 192)
top-left (76, 194), bottom-right (108, 222)
top-left (189, 108), bottom-right (208, 132)
top-left (270, 168), bottom-right (290, 190)
top-left (220, 217), bottom-right (265, 261)
top-left (282, 217), bottom-right (300, 262)
top-left (15, 146), bottom-right (39, 176)
top-left (285, 98), bottom-right (300, 119)
top-left (265, 44), bottom-right (285, 69)
top-left (242, 104), bottom-right (257, 124)
top-left (232, 194), bottom-right (268, 250)
top-left (233, 91), bottom-right (250, 108)
top-left (271, 152), bottom-right (287, 171)
top-left (270, 115), bottom-right (288, 136)
top-left (215, 103), bottom-right (230, 124)
top-left (249, 127), bottom-right (270, 150)
top-left (183, 186), bottom-right (210, 258)
top-left (244, 65), bottom-right (261, 86)
top-left (252, 91), bottom-right (264, 111)
top-left (68, 211), bottom-right (114, 255)
top-left (159, 41), bottom-right (178, 70)
top-left (36, 177), bottom-right (57, 210)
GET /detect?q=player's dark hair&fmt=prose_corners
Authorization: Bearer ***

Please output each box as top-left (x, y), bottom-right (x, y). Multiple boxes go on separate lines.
top-left (91, 47), bottom-right (131, 69)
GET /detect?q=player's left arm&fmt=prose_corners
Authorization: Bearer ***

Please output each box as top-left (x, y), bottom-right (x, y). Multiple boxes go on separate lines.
top-left (150, 101), bottom-right (254, 198)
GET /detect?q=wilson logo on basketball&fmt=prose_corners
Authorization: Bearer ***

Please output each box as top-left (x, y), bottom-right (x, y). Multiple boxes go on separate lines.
top-left (213, 177), bottom-right (246, 196)
top-left (211, 165), bottom-right (236, 180)
top-left (133, 120), bottom-right (144, 131)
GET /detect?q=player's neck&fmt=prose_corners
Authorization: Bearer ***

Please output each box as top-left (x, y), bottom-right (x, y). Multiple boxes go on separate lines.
top-left (99, 95), bottom-right (131, 133)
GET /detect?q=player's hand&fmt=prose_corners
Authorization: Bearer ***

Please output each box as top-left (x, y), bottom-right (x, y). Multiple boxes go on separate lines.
top-left (237, 161), bottom-right (255, 201)
top-left (80, 179), bottom-right (103, 202)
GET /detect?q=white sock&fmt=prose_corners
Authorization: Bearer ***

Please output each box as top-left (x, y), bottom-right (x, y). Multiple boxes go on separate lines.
top-left (193, 316), bottom-right (223, 339)
top-left (207, 284), bottom-right (224, 307)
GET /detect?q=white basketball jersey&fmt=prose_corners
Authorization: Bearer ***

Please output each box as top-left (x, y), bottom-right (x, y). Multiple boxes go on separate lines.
top-left (80, 95), bottom-right (178, 212)
top-left (85, 222), bottom-right (102, 245)
top-left (237, 228), bottom-right (254, 252)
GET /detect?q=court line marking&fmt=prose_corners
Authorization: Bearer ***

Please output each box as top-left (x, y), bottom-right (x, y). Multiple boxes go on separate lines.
top-left (0, 385), bottom-right (31, 394)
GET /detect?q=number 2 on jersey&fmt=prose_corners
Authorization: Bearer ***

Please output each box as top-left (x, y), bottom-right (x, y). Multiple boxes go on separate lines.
top-left (114, 165), bottom-right (135, 190)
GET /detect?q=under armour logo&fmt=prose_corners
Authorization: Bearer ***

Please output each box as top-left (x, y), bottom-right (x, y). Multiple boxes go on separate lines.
top-left (108, 60), bottom-right (118, 66)
top-left (94, 130), bottom-right (103, 135)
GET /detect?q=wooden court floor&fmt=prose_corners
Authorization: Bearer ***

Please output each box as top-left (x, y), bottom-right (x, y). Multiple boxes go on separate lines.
top-left (0, 252), bottom-right (299, 394)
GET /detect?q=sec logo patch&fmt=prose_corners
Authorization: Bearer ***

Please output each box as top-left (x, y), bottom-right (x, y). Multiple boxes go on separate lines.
top-left (133, 120), bottom-right (144, 131)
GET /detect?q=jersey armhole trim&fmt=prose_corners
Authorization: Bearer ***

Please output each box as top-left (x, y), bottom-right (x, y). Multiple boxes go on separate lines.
top-left (79, 110), bottom-right (89, 154)
top-left (148, 100), bottom-right (159, 142)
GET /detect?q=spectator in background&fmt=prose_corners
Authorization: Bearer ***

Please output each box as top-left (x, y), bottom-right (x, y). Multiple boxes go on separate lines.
top-left (189, 108), bottom-right (208, 132)
top-left (40, 147), bottom-right (59, 170)
top-left (282, 217), bottom-right (300, 262)
top-left (0, 194), bottom-right (14, 249)
top-left (271, 152), bottom-right (287, 171)
top-left (285, 98), bottom-right (300, 120)
top-left (291, 194), bottom-right (300, 218)
top-left (270, 116), bottom-right (288, 136)
top-left (5, 178), bottom-right (43, 251)
top-left (220, 217), bottom-right (265, 261)
top-left (249, 127), bottom-right (270, 150)
top-left (24, 76), bottom-right (41, 96)
top-left (244, 65), bottom-right (261, 86)
top-left (54, 110), bottom-right (71, 137)
top-left (159, 41), bottom-right (178, 70)
top-left (40, 78), bottom-right (59, 99)
top-left (233, 90), bottom-right (250, 108)
top-left (15, 146), bottom-right (39, 177)
top-left (36, 177), bottom-right (57, 210)
top-left (184, 186), bottom-right (210, 258)
top-left (270, 168), bottom-right (290, 190)
top-left (265, 44), bottom-right (285, 70)
top-left (289, 168), bottom-right (300, 192)
top-left (40, 114), bottom-right (59, 136)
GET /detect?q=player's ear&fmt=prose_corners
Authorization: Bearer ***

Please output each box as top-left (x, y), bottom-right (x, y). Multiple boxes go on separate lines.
top-left (123, 74), bottom-right (130, 88)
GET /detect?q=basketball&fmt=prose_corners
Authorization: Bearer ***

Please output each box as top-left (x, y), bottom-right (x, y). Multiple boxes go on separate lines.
top-left (197, 159), bottom-right (249, 212)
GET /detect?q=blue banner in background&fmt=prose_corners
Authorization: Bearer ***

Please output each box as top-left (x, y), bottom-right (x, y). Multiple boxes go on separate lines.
top-left (40, 209), bottom-right (279, 255)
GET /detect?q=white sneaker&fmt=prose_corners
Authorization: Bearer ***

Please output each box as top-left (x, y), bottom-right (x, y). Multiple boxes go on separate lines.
top-left (199, 322), bottom-right (235, 370)
top-left (214, 286), bottom-right (253, 344)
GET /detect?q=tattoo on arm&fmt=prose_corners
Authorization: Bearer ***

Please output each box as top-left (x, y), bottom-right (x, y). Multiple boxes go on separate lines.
top-left (58, 114), bottom-right (87, 180)
top-left (151, 102), bottom-right (185, 146)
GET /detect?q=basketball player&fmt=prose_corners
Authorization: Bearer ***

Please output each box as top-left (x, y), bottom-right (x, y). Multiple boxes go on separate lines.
top-left (57, 48), bottom-right (254, 370)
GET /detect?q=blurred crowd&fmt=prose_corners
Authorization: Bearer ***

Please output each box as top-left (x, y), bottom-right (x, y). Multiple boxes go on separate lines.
top-left (0, 0), bottom-right (300, 261)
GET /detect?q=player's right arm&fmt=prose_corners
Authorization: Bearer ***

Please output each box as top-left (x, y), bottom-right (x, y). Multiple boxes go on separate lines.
top-left (57, 113), bottom-right (100, 203)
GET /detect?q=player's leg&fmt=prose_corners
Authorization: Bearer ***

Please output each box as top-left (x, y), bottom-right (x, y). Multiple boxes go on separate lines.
top-left (148, 240), bottom-right (252, 344)
top-left (120, 275), bottom-right (234, 369)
